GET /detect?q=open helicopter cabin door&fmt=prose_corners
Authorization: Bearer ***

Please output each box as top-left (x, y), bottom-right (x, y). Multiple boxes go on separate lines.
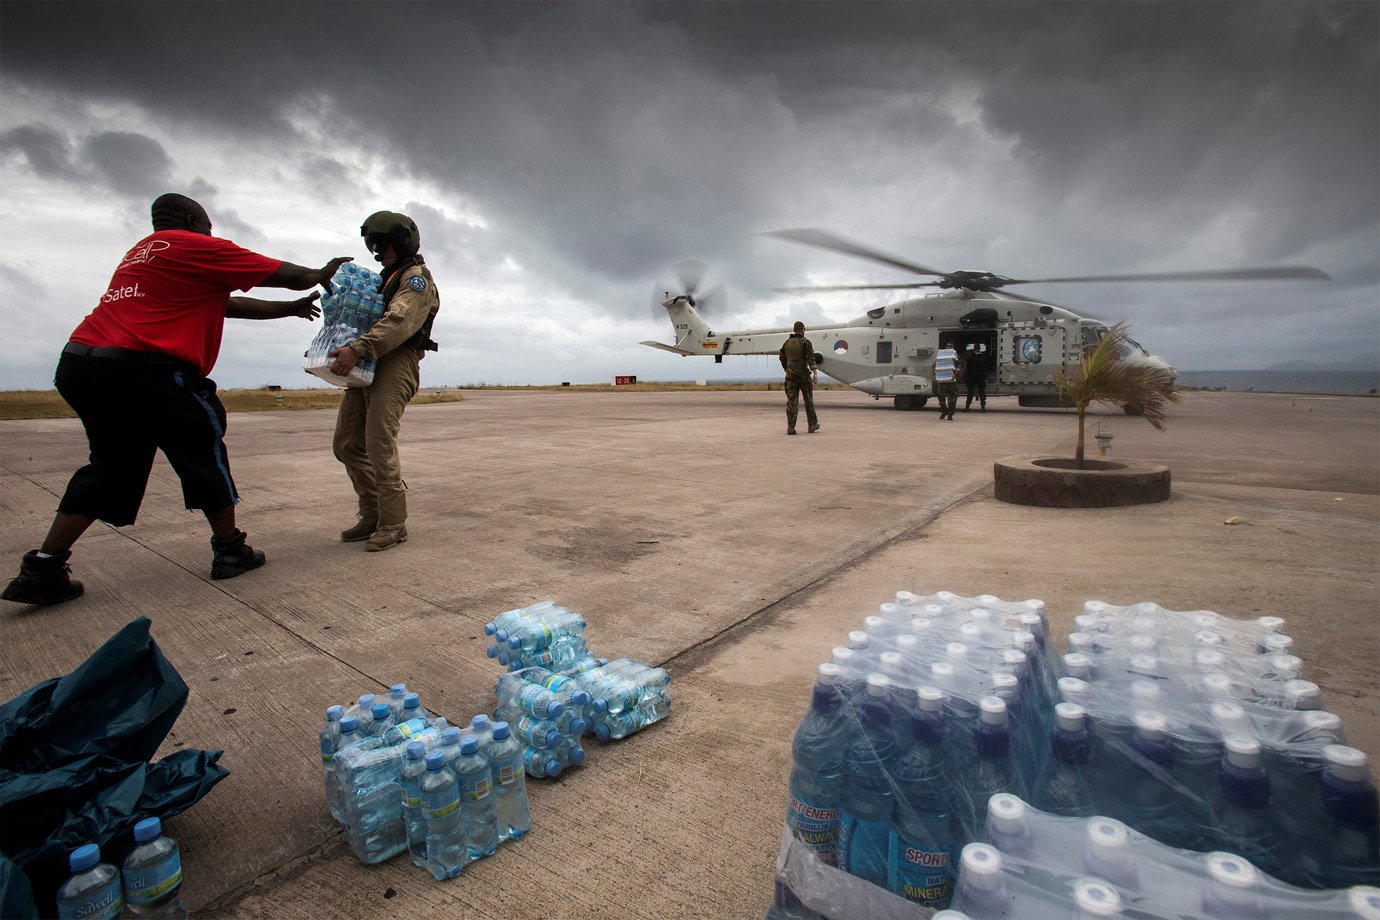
top-left (999, 320), bottom-right (1068, 387)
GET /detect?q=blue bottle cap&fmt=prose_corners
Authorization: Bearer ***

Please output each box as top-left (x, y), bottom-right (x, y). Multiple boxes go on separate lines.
top-left (406, 741), bottom-right (426, 760)
top-left (492, 721), bottom-right (511, 740)
top-left (545, 759), bottom-right (562, 776)
top-left (498, 652), bottom-right (511, 666)
top-left (425, 750), bottom-right (445, 770)
top-left (544, 730), bottom-right (560, 748)
top-left (570, 717), bottom-right (588, 736)
top-left (133, 817), bottom-right (161, 843)
top-left (472, 714), bottom-right (492, 730)
top-left (371, 702), bottom-right (391, 721)
top-left (326, 705), bottom-right (344, 721)
top-left (486, 645), bottom-right (499, 659)
top-left (69, 844), bottom-right (100, 873)
top-left (509, 658), bottom-right (523, 670)
top-left (484, 623), bottom-right (497, 635)
top-left (546, 701), bottom-right (565, 719)
top-left (403, 692), bottom-right (420, 710)
top-left (441, 727), bottom-right (461, 746)
top-left (508, 635), bottom-right (522, 650)
top-left (358, 694), bottom-right (376, 709)
top-left (572, 691), bottom-right (590, 706)
top-left (460, 735), bottom-right (480, 755)
top-left (390, 683), bottom-right (407, 697)
top-left (339, 715), bottom-right (358, 733)
top-left (495, 629), bottom-right (510, 642)
top-left (594, 723), bottom-right (611, 741)
top-left (567, 744), bottom-right (586, 765)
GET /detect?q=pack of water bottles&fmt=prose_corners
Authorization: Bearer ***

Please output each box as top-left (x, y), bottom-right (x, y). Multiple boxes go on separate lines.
top-left (303, 262), bottom-right (386, 388)
top-left (483, 601), bottom-right (673, 777)
top-left (769, 590), bottom-right (1379, 920)
top-left (946, 798), bottom-right (1380, 919)
top-left (318, 683), bottom-right (532, 879)
top-left (57, 818), bottom-right (187, 919)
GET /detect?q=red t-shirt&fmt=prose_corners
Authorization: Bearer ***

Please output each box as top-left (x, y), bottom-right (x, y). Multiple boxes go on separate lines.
top-left (69, 230), bottom-right (282, 375)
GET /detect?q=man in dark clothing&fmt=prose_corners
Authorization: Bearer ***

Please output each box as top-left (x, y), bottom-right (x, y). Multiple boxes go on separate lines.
top-left (964, 344), bottom-right (989, 412)
top-left (1, 193), bottom-right (350, 606)
top-left (779, 321), bottom-right (820, 435)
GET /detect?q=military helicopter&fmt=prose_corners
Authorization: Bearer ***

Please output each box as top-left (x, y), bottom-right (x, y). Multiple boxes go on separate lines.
top-left (642, 229), bottom-right (1331, 411)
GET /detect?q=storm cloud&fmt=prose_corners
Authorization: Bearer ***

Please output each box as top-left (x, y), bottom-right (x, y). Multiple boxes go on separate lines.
top-left (1, 0), bottom-right (1375, 388)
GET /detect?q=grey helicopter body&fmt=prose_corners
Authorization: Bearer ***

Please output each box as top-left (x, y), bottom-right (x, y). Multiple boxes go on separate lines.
top-left (643, 229), bottom-right (1329, 410)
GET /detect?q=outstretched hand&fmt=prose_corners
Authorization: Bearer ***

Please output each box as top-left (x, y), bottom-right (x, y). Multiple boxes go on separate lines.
top-left (294, 291), bottom-right (322, 320)
top-left (319, 256), bottom-right (353, 288)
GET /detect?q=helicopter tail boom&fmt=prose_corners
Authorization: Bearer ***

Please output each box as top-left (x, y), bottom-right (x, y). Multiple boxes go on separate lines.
top-left (642, 294), bottom-right (720, 357)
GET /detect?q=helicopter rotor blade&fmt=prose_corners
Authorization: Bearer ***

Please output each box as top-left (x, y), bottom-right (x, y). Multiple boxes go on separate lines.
top-left (761, 228), bottom-right (950, 278)
top-left (695, 281), bottom-right (728, 316)
top-left (774, 282), bottom-right (942, 293)
top-left (672, 259), bottom-right (711, 298)
top-left (1001, 266), bottom-right (1333, 285)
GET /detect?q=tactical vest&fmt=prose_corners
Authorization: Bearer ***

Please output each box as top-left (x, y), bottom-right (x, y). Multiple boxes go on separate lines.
top-left (382, 258), bottom-right (440, 352)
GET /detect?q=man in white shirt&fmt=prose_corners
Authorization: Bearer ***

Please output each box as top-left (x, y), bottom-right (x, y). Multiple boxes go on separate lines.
top-left (932, 340), bottom-right (960, 420)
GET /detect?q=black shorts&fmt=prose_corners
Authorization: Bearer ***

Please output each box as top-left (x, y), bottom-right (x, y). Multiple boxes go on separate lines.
top-left (54, 348), bottom-right (239, 526)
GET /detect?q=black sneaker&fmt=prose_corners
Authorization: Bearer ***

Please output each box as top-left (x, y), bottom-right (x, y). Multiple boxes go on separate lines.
top-left (211, 530), bottom-right (266, 580)
top-left (1, 550), bottom-right (85, 606)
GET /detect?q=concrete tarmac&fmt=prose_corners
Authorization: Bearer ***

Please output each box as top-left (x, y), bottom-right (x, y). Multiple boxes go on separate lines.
top-left (1, 388), bottom-right (1376, 918)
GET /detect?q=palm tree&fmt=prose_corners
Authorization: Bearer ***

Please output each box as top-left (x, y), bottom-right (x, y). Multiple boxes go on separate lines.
top-left (1055, 323), bottom-right (1181, 468)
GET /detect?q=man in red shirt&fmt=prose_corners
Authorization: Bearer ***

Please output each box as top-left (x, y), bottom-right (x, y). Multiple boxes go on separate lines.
top-left (1, 193), bottom-right (351, 606)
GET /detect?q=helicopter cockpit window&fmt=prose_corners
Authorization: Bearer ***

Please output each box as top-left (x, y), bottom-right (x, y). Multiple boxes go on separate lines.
top-left (867, 307), bottom-right (886, 320)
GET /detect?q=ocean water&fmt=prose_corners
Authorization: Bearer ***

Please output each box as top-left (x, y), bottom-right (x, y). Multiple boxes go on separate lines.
top-left (1175, 370), bottom-right (1378, 395)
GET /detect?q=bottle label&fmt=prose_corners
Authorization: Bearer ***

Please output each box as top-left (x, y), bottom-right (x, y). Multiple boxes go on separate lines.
top-left (890, 835), bottom-right (954, 908)
top-left (390, 718), bottom-right (428, 740)
top-left (459, 773), bottom-right (492, 801)
top-left (786, 791), bottom-right (840, 866)
top-left (495, 762), bottom-right (519, 786)
top-left (423, 785), bottom-right (461, 820)
top-left (125, 852), bottom-right (183, 905)
top-left (60, 877), bottom-right (123, 920)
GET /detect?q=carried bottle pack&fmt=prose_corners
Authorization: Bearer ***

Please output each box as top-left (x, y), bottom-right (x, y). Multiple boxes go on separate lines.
top-left (303, 262), bottom-right (385, 388)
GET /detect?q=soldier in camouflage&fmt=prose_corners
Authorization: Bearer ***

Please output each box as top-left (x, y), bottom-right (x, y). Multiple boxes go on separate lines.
top-left (779, 321), bottom-right (820, 435)
top-left (328, 211), bottom-right (440, 551)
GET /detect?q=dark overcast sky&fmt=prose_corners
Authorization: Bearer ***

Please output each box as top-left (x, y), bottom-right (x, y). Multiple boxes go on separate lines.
top-left (1, 1), bottom-right (1376, 388)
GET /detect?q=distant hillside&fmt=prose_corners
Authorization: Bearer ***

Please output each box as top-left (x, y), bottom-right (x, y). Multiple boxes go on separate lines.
top-left (1268, 350), bottom-right (1380, 372)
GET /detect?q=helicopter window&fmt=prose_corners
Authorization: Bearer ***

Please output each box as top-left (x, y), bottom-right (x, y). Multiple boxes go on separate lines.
top-left (833, 340), bottom-right (849, 355)
top-left (876, 341), bottom-right (893, 364)
top-left (867, 307), bottom-right (886, 319)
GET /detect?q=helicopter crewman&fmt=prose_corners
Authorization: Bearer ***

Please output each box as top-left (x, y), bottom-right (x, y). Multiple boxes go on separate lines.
top-left (779, 321), bottom-right (820, 435)
top-left (932, 339), bottom-right (960, 420)
top-left (327, 211), bottom-right (440, 552)
top-left (963, 343), bottom-right (989, 412)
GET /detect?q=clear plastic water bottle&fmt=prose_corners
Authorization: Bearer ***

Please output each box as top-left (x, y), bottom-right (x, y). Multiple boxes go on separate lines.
top-left (1201, 851), bottom-right (1266, 919)
top-left (436, 727), bottom-right (463, 768)
top-left (400, 692), bottom-right (429, 722)
top-left (888, 686), bottom-right (958, 909)
top-left (786, 664), bottom-right (847, 866)
top-left (952, 842), bottom-right (1010, 920)
top-left (320, 705), bottom-right (345, 822)
top-left (960, 697), bottom-right (1028, 840)
top-left (121, 817), bottom-right (186, 918)
top-left (1083, 817), bottom-right (1138, 891)
top-left (840, 674), bottom-right (897, 887)
top-left (523, 745), bottom-right (563, 778)
top-left (1072, 877), bottom-right (1123, 920)
top-left (57, 844), bottom-right (123, 920)
top-left (386, 683), bottom-right (408, 719)
top-left (495, 674), bottom-right (566, 719)
top-left (468, 714), bottom-right (496, 750)
top-left (399, 741), bottom-right (429, 869)
top-left (1303, 745), bottom-right (1380, 888)
top-left (1114, 710), bottom-right (1190, 848)
top-left (455, 735), bottom-right (498, 859)
top-left (420, 750), bottom-right (465, 880)
top-left (364, 702), bottom-right (394, 737)
top-left (1030, 703), bottom-right (1095, 817)
top-left (1210, 735), bottom-right (1297, 883)
top-left (488, 721), bottom-right (532, 842)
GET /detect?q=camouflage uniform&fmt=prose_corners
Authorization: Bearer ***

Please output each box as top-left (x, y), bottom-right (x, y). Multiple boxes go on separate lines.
top-left (332, 261), bottom-right (440, 534)
top-left (779, 333), bottom-right (819, 434)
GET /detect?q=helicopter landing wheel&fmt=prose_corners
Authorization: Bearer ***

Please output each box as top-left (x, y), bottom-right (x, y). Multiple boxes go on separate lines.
top-left (893, 395), bottom-right (928, 410)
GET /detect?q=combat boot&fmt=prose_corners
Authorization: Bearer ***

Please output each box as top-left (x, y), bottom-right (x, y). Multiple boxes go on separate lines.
top-left (340, 518), bottom-right (378, 543)
top-left (366, 524), bottom-right (408, 553)
top-left (0, 550), bottom-right (84, 606)
top-left (211, 530), bottom-right (266, 580)
top-left (808, 423), bottom-right (820, 433)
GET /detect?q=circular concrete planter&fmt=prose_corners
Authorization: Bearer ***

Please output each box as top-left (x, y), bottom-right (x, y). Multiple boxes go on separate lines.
top-left (994, 456), bottom-right (1171, 508)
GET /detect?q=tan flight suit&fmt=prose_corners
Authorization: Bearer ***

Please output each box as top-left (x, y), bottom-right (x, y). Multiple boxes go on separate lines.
top-left (332, 262), bottom-right (440, 528)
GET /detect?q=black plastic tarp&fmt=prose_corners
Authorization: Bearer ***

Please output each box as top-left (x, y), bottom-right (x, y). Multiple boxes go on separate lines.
top-left (0, 616), bottom-right (228, 915)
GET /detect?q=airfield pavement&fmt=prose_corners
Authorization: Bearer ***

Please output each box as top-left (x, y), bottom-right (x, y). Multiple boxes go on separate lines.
top-left (0, 387), bottom-right (1377, 918)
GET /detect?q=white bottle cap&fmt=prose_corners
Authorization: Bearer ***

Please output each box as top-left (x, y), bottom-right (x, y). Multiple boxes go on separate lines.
top-left (959, 622), bottom-right (981, 640)
top-left (1262, 633), bottom-right (1295, 654)
top-left (1129, 636), bottom-right (1157, 654)
top-left (1073, 878), bottom-right (1123, 919)
top-left (992, 672), bottom-right (1018, 696)
top-left (879, 651), bottom-right (904, 672)
top-left (848, 630), bottom-right (871, 650)
top-left (1086, 818), bottom-right (1130, 868)
top-left (1324, 745), bottom-right (1370, 783)
top-left (816, 663), bottom-right (841, 684)
top-left (1012, 629), bottom-right (1036, 651)
top-left (1024, 599), bottom-right (1046, 614)
top-left (879, 602), bottom-right (901, 618)
top-left (1196, 629), bottom-right (1225, 647)
top-left (1211, 701), bottom-right (1250, 736)
top-left (1067, 632), bottom-right (1095, 654)
top-left (865, 673), bottom-right (890, 697)
top-left (1019, 612), bottom-right (1043, 632)
top-left (895, 591), bottom-right (918, 606)
top-left (1059, 677), bottom-right (1091, 703)
top-left (1349, 886), bottom-right (1380, 920)
top-left (917, 686), bottom-right (944, 712)
top-left (1268, 654), bottom-right (1304, 676)
top-left (1134, 710), bottom-right (1168, 741)
top-left (947, 642), bottom-right (970, 661)
top-left (1285, 679), bottom-right (1323, 710)
top-left (1083, 600), bottom-right (1109, 616)
top-left (969, 607), bottom-right (995, 624)
top-left (1305, 710), bottom-right (1344, 735)
top-left (1193, 611), bottom-right (1220, 629)
top-left (831, 647), bottom-right (856, 668)
top-left (987, 793), bottom-right (1027, 834)
top-left (1255, 615), bottom-right (1286, 633)
top-left (936, 591), bottom-right (957, 603)
top-left (1055, 702), bottom-right (1086, 732)
top-left (864, 615), bottom-right (886, 634)
top-left (1129, 655), bottom-right (1160, 677)
top-left (960, 843), bottom-right (1003, 889)
top-left (921, 604), bottom-right (946, 618)
top-left (1206, 852), bottom-right (1259, 891)
top-left (895, 634), bottom-right (919, 654)
top-left (979, 696), bottom-right (1008, 726)
top-left (1200, 673), bottom-right (1234, 701)
top-left (1076, 614), bottom-right (1107, 633)
top-left (931, 662), bottom-right (956, 681)
top-left (1223, 735), bottom-right (1262, 769)
top-left (910, 619), bottom-right (934, 637)
top-left (978, 594), bottom-right (1001, 606)
top-left (1063, 653), bottom-right (1093, 679)
top-left (1131, 615), bottom-right (1158, 635)
top-left (1130, 680), bottom-right (1162, 704)
top-left (1003, 649), bottom-right (1028, 671)
top-left (1195, 649), bottom-right (1226, 671)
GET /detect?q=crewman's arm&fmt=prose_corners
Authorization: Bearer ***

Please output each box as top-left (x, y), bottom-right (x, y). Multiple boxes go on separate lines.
top-left (257, 257), bottom-right (354, 291)
top-left (348, 274), bottom-right (436, 360)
